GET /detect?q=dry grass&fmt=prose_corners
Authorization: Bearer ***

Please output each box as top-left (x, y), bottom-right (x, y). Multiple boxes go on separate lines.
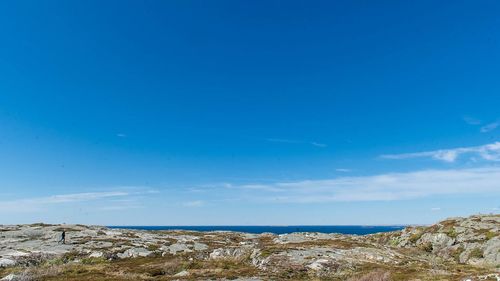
top-left (8, 253), bottom-right (259, 281)
top-left (347, 269), bottom-right (391, 281)
top-left (3, 256), bottom-right (497, 281)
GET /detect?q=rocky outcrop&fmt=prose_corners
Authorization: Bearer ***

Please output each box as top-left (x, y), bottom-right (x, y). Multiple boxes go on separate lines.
top-left (387, 214), bottom-right (499, 266)
top-left (0, 215), bottom-right (498, 280)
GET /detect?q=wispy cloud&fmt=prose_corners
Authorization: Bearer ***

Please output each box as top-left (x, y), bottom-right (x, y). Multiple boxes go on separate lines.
top-left (116, 133), bottom-right (127, 138)
top-left (462, 116), bottom-right (498, 133)
top-left (266, 138), bottom-right (327, 148)
top-left (480, 122), bottom-right (499, 133)
top-left (225, 167), bottom-right (500, 203)
top-left (98, 205), bottom-right (143, 211)
top-left (431, 207), bottom-right (441, 211)
top-left (380, 142), bottom-right (500, 163)
top-left (182, 200), bottom-right (204, 207)
top-left (0, 189), bottom-right (156, 212)
top-left (335, 168), bottom-right (352, 172)
top-left (311, 142), bottom-right (327, 148)
top-left (463, 116), bottom-right (482, 125)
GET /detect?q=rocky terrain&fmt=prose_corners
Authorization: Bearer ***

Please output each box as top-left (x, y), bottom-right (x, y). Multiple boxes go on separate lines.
top-left (0, 214), bottom-right (498, 281)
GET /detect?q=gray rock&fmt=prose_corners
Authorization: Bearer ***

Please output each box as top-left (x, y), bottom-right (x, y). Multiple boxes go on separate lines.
top-left (89, 251), bottom-right (104, 258)
top-left (167, 243), bottom-right (192, 254)
top-left (174, 270), bottom-right (189, 277)
top-left (1, 274), bottom-right (17, 281)
top-left (418, 233), bottom-right (455, 252)
top-left (209, 247), bottom-right (252, 259)
top-left (483, 237), bottom-right (500, 265)
top-left (306, 258), bottom-right (331, 270)
top-left (117, 247), bottom-right (152, 258)
top-left (0, 214), bottom-right (497, 279)
top-left (0, 258), bottom-right (15, 267)
top-left (193, 242), bottom-right (208, 251)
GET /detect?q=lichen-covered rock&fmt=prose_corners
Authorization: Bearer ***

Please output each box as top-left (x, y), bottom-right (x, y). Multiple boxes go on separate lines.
top-left (417, 232), bottom-right (455, 252)
top-left (116, 247), bottom-right (152, 258)
top-left (209, 246), bottom-right (252, 259)
top-left (483, 237), bottom-right (500, 265)
top-left (306, 258), bottom-right (331, 271)
top-left (381, 214), bottom-right (499, 266)
top-left (166, 243), bottom-right (192, 254)
top-left (89, 251), bottom-right (104, 258)
top-left (193, 242), bottom-right (208, 251)
top-left (0, 214), bottom-right (498, 281)
top-left (173, 270), bottom-right (189, 277)
top-left (0, 258), bottom-right (15, 268)
top-left (0, 274), bottom-right (17, 281)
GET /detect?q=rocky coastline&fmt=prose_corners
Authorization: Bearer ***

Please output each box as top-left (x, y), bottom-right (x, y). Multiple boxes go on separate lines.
top-left (1, 214), bottom-right (498, 280)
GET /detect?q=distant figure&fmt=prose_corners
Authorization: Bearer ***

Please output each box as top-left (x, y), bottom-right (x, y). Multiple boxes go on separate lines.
top-left (58, 230), bottom-right (66, 244)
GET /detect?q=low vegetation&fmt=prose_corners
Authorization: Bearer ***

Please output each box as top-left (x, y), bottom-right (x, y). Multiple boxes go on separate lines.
top-left (1, 214), bottom-right (498, 280)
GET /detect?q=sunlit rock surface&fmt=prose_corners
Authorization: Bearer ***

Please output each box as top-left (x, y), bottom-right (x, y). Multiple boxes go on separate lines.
top-left (0, 214), bottom-right (498, 280)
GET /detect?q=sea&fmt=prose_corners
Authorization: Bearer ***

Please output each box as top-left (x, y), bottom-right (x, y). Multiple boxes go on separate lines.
top-left (108, 225), bottom-right (405, 235)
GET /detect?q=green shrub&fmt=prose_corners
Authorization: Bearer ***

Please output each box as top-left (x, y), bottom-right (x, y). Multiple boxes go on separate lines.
top-left (485, 231), bottom-right (496, 240)
top-left (469, 248), bottom-right (483, 259)
top-left (409, 232), bottom-right (423, 243)
top-left (389, 238), bottom-right (399, 246)
top-left (81, 257), bottom-right (107, 265)
top-left (445, 228), bottom-right (457, 238)
top-left (451, 247), bottom-right (464, 263)
top-left (419, 242), bottom-right (433, 253)
top-left (147, 244), bottom-right (161, 251)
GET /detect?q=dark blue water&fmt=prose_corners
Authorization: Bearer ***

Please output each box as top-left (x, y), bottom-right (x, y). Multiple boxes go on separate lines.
top-left (108, 225), bottom-right (404, 235)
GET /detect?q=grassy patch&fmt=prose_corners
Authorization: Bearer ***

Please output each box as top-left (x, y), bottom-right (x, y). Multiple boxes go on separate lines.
top-left (451, 246), bottom-right (464, 263)
top-left (146, 244), bottom-right (161, 252)
top-left (485, 231), bottom-right (497, 240)
top-left (418, 242), bottom-right (433, 253)
top-left (444, 227), bottom-right (457, 238)
top-left (409, 232), bottom-right (423, 243)
top-left (469, 248), bottom-right (484, 259)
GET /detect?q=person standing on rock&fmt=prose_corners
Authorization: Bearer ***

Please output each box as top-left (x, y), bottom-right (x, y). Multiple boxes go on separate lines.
top-left (58, 230), bottom-right (66, 244)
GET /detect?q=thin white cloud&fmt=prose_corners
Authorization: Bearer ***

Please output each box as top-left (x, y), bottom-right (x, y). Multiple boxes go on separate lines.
top-left (99, 205), bottom-right (143, 211)
top-left (431, 207), bottom-right (441, 211)
top-left (266, 138), bottom-right (327, 148)
top-left (39, 192), bottom-right (129, 204)
top-left (462, 116), bottom-right (499, 133)
top-left (311, 142), bottom-right (327, 148)
top-left (480, 122), bottom-right (499, 133)
top-left (463, 116), bottom-right (482, 125)
top-left (116, 133), bottom-right (127, 137)
top-left (0, 189), bottom-right (156, 212)
top-left (380, 141), bottom-right (500, 163)
top-left (225, 167), bottom-right (500, 203)
top-left (335, 168), bottom-right (352, 172)
top-left (182, 200), bottom-right (204, 207)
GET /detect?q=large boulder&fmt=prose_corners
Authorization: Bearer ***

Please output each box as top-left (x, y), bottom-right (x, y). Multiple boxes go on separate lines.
top-left (166, 243), bottom-right (192, 255)
top-left (417, 233), bottom-right (455, 252)
top-left (483, 237), bottom-right (500, 265)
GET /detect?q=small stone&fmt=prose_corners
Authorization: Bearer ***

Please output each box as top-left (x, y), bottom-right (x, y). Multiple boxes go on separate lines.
top-left (174, 270), bottom-right (189, 277)
top-left (117, 248), bottom-right (152, 258)
top-left (0, 258), bottom-right (15, 268)
top-left (89, 251), bottom-right (103, 258)
top-left (1, 274), bottom-right (17, 281)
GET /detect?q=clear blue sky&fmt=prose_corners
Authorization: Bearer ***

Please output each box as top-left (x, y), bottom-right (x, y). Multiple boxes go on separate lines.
top-left (0, 1), bottom-right (499, 225)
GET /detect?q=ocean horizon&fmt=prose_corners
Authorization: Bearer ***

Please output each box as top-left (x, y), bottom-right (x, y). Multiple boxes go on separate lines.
top-left (108, 225), bottom-right (406, 235)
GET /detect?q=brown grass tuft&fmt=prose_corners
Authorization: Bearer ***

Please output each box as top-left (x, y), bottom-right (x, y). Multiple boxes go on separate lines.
top-left (347, 269), bottom-right (391, 281)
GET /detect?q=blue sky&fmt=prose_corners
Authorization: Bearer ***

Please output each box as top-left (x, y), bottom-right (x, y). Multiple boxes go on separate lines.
top-left (0, 1), bottom-right (499, 225)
